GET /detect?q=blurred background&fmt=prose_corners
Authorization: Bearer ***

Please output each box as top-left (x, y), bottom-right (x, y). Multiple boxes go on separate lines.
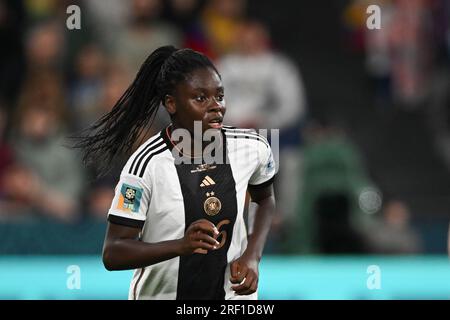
top-left (0, 0), bottom-right (449, 299)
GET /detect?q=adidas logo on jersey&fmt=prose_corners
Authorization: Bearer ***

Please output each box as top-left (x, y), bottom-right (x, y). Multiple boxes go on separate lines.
top-left (200, 176), bottom-right (216, 187)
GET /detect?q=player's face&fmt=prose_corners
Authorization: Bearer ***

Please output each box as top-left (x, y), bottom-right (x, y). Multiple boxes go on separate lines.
top-left (167, 67), bottom-right (226, 133)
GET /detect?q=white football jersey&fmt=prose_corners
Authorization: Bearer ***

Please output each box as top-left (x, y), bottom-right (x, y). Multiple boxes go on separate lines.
top-left (107, 125), bottom-right (277, 300)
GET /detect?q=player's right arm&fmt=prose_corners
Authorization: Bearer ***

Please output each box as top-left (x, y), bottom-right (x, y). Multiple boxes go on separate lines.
top-left (103, 219), bottom-right (220, 271)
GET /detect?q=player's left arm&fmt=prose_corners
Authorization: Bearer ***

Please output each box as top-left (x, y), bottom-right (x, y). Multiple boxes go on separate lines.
top-left (230, 183), bottom-right (276, 295)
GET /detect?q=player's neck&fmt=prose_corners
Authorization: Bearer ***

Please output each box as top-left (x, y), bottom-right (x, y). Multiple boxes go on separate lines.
top-left (167, 124), bottom-right (221, 158)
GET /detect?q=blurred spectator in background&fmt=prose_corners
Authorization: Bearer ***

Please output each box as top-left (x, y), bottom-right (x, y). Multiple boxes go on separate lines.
top-left (25, 20), bottom-right (65, 72)
top-left (69, 43), bottom-right (106, 131)
top-left (341, 0), bottom-right (369, 53)
top-left (284, 119), bottom-right (376, 254)
top-left (0, 163), bottom-right (37, 220)
top-left (343, 0), bottom-right (435, 109)
top-left (99, 63), bottom-right (132, 117)
top-left (0, 106), bottom-right (13, 182)
top-left (163, 0), bottom-right (213, 57)
top-left (389, 0), bottom-right (434, 108)
top-left (84, 0), bottom-right (129, 51)
top-left (361, 0), bottom-right (395, 107)
top-left (24, 0), bottom-right (66, 23)
top-left (201, 0), bottom-right (246, 58)
top-left (24, 0), bottom-right (95, 79)
top-left (113, 0), bottom-right (182, 74)
top-left (7, 71), bottom-right (84, 222)
top-left (219, 21), bottom-right (305, 130)
top-left (0, 105), bottom-right (17, 218)
top-left (364, 199), bottom-right (422, 254)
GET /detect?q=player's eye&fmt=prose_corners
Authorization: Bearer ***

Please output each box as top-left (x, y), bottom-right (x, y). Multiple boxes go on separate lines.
top-left (195, 95), bottom-right (207, 102)
top-left (216, 94), bottom-right (224, 102)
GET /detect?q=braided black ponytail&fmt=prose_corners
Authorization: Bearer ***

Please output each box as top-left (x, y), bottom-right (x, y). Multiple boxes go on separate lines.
top-left (74, 45), bottom-right (219, 176)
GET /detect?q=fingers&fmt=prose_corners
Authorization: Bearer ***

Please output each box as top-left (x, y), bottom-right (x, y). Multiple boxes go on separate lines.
top-left (230, 263), bottom-right (248, 284)
top-left (230, 261), bottom-right (239, 280)
top-left (230, 260), bottom-right (258, 295)
top-left (185, 219), bottom-right (220, 254)
top-left (192, 232), bottom-right (220, 248)
top-left (237, 278), bottom-right (258, 296)
top-left (192, 240), bottom-right (215, 252)
top-left (190, 219), bottom-right (219, 237)
top-left (231, 271), bottom-right (258, 295)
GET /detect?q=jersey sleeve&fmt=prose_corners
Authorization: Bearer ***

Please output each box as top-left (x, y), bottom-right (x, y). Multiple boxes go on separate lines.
top-left (107, 173), bottom-right (151, 229)
top-left (248, 141), bottom-right (277, 188)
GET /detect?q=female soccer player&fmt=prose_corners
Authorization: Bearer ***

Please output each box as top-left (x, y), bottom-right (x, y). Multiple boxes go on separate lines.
top-left (77, 46), bottom-right (277, 300)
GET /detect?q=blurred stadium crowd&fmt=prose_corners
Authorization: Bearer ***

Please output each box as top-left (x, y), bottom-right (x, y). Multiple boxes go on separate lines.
top-left (0, 0), bottom-right (449, 255)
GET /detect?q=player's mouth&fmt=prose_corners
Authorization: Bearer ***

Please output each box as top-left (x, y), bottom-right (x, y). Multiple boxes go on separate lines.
top-left (207, 118), bottom-right (223, 129)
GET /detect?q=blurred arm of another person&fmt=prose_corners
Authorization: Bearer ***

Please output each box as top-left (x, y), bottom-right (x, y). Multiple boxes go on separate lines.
top-left (28, 177), bottom-right (78, 222)
top-left (29, 145), bottom-right (84, 222)
top-left (267, 54), bottom-right (307, 129)
top-left (0, 164), bottom-right (35, 219)
top-left (7, 148), bottom-right (84, 222)
top-left (1, 164), bottom-right (77, 222)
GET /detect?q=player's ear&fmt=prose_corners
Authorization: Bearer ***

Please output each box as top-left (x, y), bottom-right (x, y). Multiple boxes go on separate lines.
top-left (164, 94), bottom-right (176, 115)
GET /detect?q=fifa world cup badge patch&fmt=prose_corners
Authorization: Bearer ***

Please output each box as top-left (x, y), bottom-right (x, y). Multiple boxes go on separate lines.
top-left (117, 183), bottom-right (143, 213)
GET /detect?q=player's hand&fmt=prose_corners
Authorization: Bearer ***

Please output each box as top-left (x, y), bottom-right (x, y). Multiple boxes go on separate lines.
top-left (229, 255), bottom-right (259, 295)
top-left (180, 219), bottom-right (220, 255)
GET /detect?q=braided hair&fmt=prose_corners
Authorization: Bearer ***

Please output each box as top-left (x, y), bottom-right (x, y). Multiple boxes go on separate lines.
top-left (74, 45), bottom-right (219, 176)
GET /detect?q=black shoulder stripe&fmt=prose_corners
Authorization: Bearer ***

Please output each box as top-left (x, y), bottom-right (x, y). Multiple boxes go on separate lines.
top-left (139, 146), bottom-right (169, 177)
top-left (132, 140), bottom-right (165, 176)
top-left (231, 132), bottom-right (270, 146)
top-left (223, 128), bottom-right (270, 143)
top-left (108, 214), bottom-right (145, 229)
top-left (224, 133), bottom-right (270, 148)
top-left (129, 137), bottom-right (163, 174)
top-left (225, 130), bottom-right (269, 141)
top-left (225, 135), bottom-right (270, 148)
top-left (223, 127), bottom-right (256, 134)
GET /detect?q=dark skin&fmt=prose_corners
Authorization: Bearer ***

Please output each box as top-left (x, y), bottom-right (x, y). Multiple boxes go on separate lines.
top-left (103, 67), bottom-right (276, 295)
top-left (164, 67), bottom-right (225, 134)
